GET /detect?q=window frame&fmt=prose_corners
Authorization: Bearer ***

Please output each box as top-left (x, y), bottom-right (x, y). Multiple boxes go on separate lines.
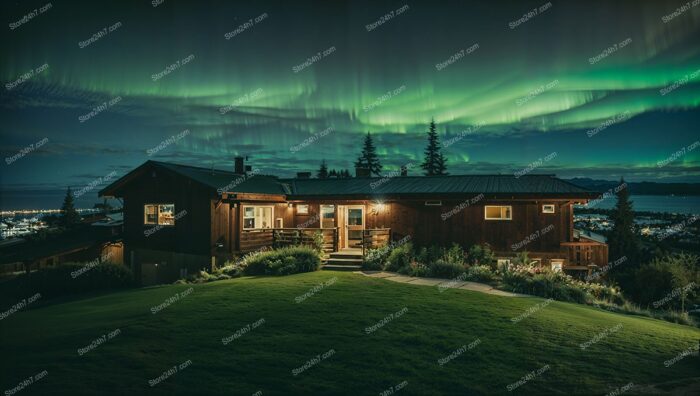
top-left (550, 259), bottom-right (564, 273)
top-left (296, 204), bottom-right (309, 215)
top-left (242, 205), bottom-right (275, 230)
top-left (484, 205), bottom-right (512, 221)
top-left (144, 203), bottom-right (176, 226)
top-left (542, 204), bottom-right (556, 214)
top-left (320, 205), bottom-right (335, 229)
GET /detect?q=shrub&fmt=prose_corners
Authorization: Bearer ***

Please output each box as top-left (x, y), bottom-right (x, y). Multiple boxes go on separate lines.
top-left (243, 246), bottom-right (321, 276)
top-left (466, 265), bottom-right (496, 283)
top-left (385, 243), bottom-right (413, 272)
top-left (443, 243), bottom-right (465, 266)
top-left (416, 246), bottom-right (444, 264)
top-left (311, 231), bottom-right (325, 253)
top-left (0, 263), bottom-right (135, 304)
top-left (502, 267), bottom-right (593, 304)
top-left (429, 259), bottom-right (465, 279)
top-left (631, 253), bottom-right (699, 311)
top-left (466, 243), bottom-right (495, 268)
top-left (363, 247), bottom-right (387, 270)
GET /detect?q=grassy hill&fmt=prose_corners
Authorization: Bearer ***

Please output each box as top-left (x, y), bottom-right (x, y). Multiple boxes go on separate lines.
top-left (1, 272), bottom-right (698, 395)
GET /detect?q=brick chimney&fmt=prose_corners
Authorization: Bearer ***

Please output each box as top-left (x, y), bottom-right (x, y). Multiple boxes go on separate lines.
top-left (355, 166), bottom-right (370, 178)
top-left (234, 156), bottom-right (245, 174)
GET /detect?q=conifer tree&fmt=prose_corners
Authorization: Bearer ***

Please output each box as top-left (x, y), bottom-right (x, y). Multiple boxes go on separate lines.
top-left (421, 119), bottom-right (448, 175)
top-left (355, 132), bottom-right (382, 176)
top-left (60, 187), bottom-right (81, 228)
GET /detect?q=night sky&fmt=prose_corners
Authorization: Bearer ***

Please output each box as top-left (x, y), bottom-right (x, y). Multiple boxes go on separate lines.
top-left (1, 0), bottom-right (699, 209)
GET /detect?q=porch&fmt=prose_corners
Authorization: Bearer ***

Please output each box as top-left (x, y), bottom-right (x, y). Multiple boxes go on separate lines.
top-left (239, 227), bottom-right (391, 256)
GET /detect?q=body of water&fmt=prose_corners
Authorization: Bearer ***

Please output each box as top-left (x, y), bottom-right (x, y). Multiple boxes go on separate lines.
top-left (0, 189), bottom-right (115, 211)
top-left (584, 195), bottom-right (700, 215)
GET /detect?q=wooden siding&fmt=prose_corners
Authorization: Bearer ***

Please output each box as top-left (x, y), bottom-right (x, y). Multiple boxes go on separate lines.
top-left (121, 167), bottom-right (213, 256)
top-left (291, 199), bottom-right (575, 252)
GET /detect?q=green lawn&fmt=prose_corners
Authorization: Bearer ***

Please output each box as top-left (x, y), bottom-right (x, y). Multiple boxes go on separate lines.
top-left (1, 272), bottom-right (698, 395)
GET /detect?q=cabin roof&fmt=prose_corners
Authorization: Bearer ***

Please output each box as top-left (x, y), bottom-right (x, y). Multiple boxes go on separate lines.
top-left (99, 161), bottom-right (286, 197)
top-left (100, 161), bottom-right (596, 199)
top-left (283, 174), bottom-right (594, 197)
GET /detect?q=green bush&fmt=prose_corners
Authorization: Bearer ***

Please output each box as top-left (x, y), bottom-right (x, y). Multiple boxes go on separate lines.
top-left (502, 268), bottom-right (593, 304)
top-left (311, 231), bottom-right (325, 253)
top-left (630, 253), bottom-right (699, 311)
top-left (363, 247), bottom-right (387, 270)
top-left (466, 265), bottom-right (496, 283)
top-left (429, 259), bottom-right (465, 279)
top-left (0, 263), bottom-right (135, 304)
top-left (466, 243), bottom-right (495, 268)
top-left (243, 246), bottom-right (321, 276)
top-left (416, 245), bottom-right (443, 266)
top-left (443, 244), bottom-right (465, 266)
top-left (385, 243), bottom-right (414, 272)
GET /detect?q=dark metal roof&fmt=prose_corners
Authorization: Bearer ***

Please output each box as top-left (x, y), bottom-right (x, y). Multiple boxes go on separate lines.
top-left (100, 161), bottom-right (287, 197)
top-left (101, 161), bottom-right (595, 198)
top-left (152, 161), bottom-right (286, 195)
top-left (283, 174), bottom-right (594, 197)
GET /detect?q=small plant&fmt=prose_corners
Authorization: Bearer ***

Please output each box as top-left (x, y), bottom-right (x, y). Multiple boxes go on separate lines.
top-left (385, 242), bottom-right (414, 272)
top-left (443, 243), bottom-right (465, 266)
top-left (466, 243), bottom-right (495, 268)
top-left (466, 265), bottom-right (496, 283)
top-left (363, 247), bottom-right (386, 270)
top-left (429, 259), bottom-right (465, 278)
top-left (311, 231), bottom-right (325, 253)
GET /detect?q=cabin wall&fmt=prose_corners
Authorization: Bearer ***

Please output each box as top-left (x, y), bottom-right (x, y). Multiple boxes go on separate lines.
top-left (288, 199), bottom-right (573, 254)
top-left (122, 170), bottom-right (212, 256)
top-left (120, 168), bottom-right (214, 283)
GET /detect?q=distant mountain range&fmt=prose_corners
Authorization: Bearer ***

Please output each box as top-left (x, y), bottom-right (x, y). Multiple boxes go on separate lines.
top-left (566, 178), bottom-right (700, 195)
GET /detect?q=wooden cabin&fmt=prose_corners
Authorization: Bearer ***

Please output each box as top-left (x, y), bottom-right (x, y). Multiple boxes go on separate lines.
top-left (100, 159), bottom-right (608, 284)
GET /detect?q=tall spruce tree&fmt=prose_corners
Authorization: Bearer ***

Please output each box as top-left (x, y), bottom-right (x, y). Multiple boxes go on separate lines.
top-left (607, 178), bottom-right (641, 286)
top-left (60, 187), bottom-right (81, 228)
top-left (317, 160), bottom-right (329, 179)
top-left (608, 178), bottom-right (639, 259)
top-left (421, 119), bottom-right (448, 176)
top-left (355, 132), bottom-right (382, 176)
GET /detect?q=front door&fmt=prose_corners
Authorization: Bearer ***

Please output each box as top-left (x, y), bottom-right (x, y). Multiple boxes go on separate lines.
top-left (345, 205), bottom-right (364, 248)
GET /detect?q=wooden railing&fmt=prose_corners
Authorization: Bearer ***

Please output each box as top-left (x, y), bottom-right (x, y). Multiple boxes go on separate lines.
top-left (560, 242), bottom-right (609, 268)
top-left (362, 228), bottom-right (391, 255)
top-left (240, 229), bottom-right (274, 253)
top-left (273, 228), bottom-right (338, 253)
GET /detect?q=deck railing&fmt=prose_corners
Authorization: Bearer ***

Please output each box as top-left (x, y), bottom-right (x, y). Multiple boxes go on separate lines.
top-left (272, 228), bottom-right (338, 252)
top-left (361, 228), bottom-right (391, 256)
top-left (240, 227), bottom-right (390, 255)
top-left (240, 229), bottom-right (274, 253)
top-left (560, 242), bottom-right (609, 268)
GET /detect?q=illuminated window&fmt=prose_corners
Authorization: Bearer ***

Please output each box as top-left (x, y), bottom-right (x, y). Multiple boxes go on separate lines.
top-left (243, 206), bottom-right (273, 229)
top-left (485, 206), bottom-right (512, 220)
top-left (542, 204), bottom-right (555, 213)
top-left (320, 205), bottom-right (335, 228)
top-left (297, 204), bottom-right (309, 215)
top-left (144, 204), bottom-right (175, 226)
top-left (497, 259), bottom-right (511, 271)
top-left (551, 260), bottom-right (564, 272)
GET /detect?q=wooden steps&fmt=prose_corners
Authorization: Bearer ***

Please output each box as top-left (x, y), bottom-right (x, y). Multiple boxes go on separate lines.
top-left (322, 250), bottom-right (363, 271)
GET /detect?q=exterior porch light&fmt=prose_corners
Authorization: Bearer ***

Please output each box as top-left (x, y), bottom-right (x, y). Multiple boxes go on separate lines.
top-left (288, 203), bottom-right (293, 208)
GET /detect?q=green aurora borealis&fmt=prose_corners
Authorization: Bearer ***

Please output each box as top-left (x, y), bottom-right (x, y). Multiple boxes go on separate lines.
top-left (1, 0), bottom-right (700, 207)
